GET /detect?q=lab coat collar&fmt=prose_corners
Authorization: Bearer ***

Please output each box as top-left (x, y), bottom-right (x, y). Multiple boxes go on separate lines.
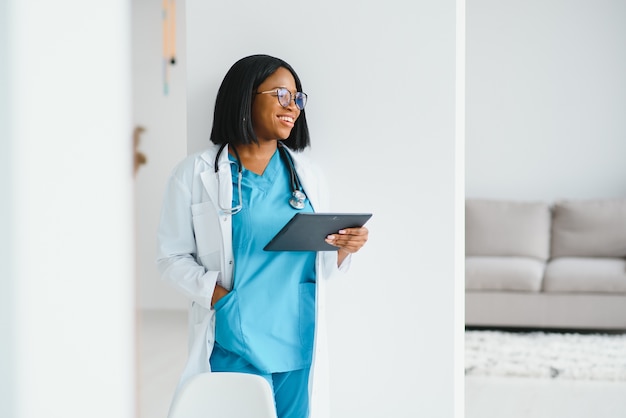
top-left (285, 148), bottom-right (321, 212)
top-left (199, 144), bottom-right (232, 217)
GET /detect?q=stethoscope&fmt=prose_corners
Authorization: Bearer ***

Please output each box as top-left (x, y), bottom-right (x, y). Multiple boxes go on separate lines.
top-left (214, 141), bottom-right (307, 215)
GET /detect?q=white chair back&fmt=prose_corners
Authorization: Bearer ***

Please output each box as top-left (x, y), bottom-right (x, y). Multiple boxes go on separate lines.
top-left (167, 372), bottom-right (277, 418)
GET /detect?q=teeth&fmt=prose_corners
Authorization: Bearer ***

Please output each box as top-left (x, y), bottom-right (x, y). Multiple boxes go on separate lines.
top-left (279, 116), bottom-right (294, 123)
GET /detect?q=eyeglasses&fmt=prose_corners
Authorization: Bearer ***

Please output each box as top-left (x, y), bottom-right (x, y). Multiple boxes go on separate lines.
top-left (256, 88), bottom-right (308, 110)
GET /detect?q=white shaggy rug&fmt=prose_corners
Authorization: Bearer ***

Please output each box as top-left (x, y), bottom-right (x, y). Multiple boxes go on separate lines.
top-left (465, 330), bottom-right (626, 381)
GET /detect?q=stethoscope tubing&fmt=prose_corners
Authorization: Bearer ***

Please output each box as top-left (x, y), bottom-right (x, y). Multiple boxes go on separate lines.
top-left (213, 141), bottom-right (307, 213)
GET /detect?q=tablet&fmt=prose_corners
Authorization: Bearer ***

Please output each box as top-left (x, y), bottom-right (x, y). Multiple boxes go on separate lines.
top-left (263, 212), bottom-right (372, 252)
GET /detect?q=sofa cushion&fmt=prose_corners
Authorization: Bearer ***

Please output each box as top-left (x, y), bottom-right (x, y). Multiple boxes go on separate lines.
top-left (551, 199), bottom-right (626, 258)
top-left (466, 256), bottom-right (545, 292)
top-left (466, 199), bottom-right (551, 260)
top-left (543, 257), bottom-right (626, 294)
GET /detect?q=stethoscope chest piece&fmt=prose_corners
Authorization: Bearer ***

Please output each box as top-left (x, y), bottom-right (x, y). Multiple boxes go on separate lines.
top-left (278, 143), bottom-right (307, 211)
top-left (289, 190), bottom-right (307, 210)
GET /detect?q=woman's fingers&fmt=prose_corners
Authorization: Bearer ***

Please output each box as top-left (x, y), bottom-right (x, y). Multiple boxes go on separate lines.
top-left (325, 226), bottom-right (369, 253)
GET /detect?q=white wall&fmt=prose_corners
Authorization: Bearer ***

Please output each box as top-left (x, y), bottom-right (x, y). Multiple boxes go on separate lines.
top-left (186, 1), bottom-right (462, 417)
top-left (133, 0), bottom-right (188, 310)
top-left (1, 1), bottom-right (135, 418)
top-left (0, 0), bottom-right (15, 414)
top-left (466, 0), bottom-right (626, 201)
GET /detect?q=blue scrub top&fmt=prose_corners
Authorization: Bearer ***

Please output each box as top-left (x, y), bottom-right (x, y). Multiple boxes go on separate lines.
top-left (212, 149), bottom-right (316, 373)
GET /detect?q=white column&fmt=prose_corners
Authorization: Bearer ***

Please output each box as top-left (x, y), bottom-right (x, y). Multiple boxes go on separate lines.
top-left (455, 1), bottom-right (467, 417)
top-left (0, 2), bottom-right (16, 416)
top-left (1, 1), bottom-right (136, 418)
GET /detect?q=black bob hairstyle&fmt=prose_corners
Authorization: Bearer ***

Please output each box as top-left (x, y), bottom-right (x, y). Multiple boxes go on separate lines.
top-left (209, 54), bottom-right (310, 151)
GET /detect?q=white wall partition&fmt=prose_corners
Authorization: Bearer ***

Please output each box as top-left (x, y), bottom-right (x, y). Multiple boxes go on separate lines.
top-left (1, 1), bottom-right (136, 418)
top-left (185, 1), bottom-right (462, 417)
top-left (466, 0), bottom-right (626, 201)
top-left (132, 0), bottom-right (189, 310)
top-left (0, 1), bottom-right (15, 415)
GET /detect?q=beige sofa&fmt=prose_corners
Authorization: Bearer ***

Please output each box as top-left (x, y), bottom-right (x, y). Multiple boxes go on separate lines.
top-left (465, 198), bottom-right (626, 330)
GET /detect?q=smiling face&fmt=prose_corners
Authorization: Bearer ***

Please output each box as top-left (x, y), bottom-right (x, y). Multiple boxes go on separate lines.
top-left (251, 67), bottom-right (301, 143)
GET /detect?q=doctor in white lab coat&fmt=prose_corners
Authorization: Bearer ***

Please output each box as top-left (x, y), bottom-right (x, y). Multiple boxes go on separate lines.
top-left (157, 54), bottom-right (368, 418)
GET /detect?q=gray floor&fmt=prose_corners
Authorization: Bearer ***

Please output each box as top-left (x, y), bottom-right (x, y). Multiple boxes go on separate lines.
top-left (139, 310), bottom-right (626, 418)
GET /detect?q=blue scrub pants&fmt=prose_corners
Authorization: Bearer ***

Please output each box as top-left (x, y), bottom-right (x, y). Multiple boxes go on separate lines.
top-left (210, 343), bottom-right (311, 418)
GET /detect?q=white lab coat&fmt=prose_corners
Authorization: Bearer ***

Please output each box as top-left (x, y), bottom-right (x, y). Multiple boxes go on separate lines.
top-left (157, 143), bottom-right (348, 418)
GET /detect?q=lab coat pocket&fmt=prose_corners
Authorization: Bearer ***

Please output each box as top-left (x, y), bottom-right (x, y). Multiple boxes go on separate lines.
top-left (191, 202), bottom-right (221, 263)
top-left (299, 282), bottom-right (316, 352)
top-left (213, 290), bottom-right (247, 358)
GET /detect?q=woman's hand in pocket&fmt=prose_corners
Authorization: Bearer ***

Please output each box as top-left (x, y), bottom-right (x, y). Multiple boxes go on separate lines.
top-left (211, 284), bottom-right (229, 308)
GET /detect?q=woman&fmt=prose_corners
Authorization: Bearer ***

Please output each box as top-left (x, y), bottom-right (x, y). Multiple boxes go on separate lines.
top-left (157, 54), bottom-right (368, 418)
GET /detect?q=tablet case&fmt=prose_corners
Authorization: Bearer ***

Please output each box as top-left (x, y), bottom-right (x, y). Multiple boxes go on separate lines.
top-left (263, 213), bottom-right (372, 251)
